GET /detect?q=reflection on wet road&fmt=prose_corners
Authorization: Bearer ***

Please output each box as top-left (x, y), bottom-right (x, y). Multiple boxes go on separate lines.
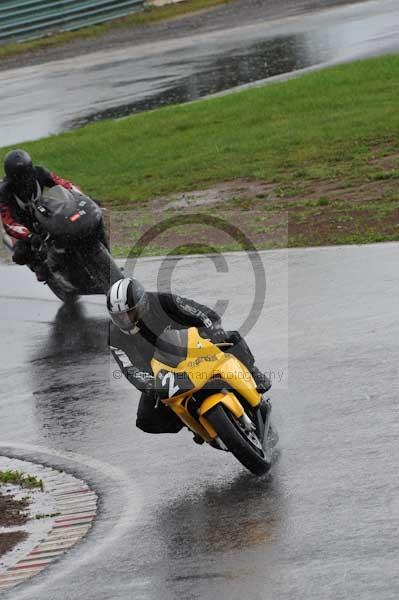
top-left (69, 34), bottom-right (314, 128)
top-left (1, 0), bottom-right (399, 144)
top-left (0, 251), bottom-right (287, 599)
top-left (1, 244), bottom-right (399, 599)
top-left (30, 302), bottom-right (109, 442)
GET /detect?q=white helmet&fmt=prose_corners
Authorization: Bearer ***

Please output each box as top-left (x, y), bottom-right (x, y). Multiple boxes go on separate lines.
top-left (106, 278), bottom-right (148, 334)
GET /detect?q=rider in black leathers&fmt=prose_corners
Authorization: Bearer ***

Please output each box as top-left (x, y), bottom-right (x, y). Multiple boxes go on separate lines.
top-left (0, 149), bottom-right (108, 279)
top-left (108, 278), bottom-right (271, 435)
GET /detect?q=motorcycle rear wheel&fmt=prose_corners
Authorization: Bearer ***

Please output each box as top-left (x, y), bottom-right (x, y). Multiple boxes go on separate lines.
top-left (206, 404), bottom-right (271, 476)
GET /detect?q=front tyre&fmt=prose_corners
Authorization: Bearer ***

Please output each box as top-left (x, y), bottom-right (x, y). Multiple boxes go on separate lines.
top-left (85, 243), bottom-right (123, 294)
top-left (206, 404), bottom-right (271, 476)
top-left (46, 273), bottom-right (78, 304)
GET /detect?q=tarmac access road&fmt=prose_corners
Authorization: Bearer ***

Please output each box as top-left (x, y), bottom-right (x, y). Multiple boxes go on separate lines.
top-left (1, 0), bottom-right (399, 145)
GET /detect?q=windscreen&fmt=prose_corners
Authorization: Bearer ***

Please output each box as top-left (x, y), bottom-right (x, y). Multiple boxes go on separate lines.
top-left (154, 329), bottom-right (188, 368)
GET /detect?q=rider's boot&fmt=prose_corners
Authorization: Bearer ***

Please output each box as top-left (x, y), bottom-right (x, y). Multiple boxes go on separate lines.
top-left (27, 261), bottom-right (47, 282)
top-left (34, 268), bottom-right (47, 282)
top-left (34, 262), bottom-right (47, 282)
top-left (192, 433), bottom-right (205, 445)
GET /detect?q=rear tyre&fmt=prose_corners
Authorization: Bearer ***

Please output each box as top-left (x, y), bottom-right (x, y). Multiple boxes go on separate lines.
top-left (206, 404), bottom-right (271, 476)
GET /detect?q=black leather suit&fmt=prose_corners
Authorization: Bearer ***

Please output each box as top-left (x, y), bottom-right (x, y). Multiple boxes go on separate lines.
top-left (109, 292), bottom-right (269, 434)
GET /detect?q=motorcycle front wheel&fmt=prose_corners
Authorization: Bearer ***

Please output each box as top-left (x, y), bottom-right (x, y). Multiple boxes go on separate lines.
top-left (206, 404), bottom-right (272, 476)
top-left (46, 272), bottom-right (78, 304)
top-left (83, 243), bottom-right (123, 294)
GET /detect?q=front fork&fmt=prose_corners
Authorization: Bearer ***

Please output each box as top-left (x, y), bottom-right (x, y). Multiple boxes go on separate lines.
top-left (254, 397), bottom-right (271, 443)
top-left (211, 398), bottom-right (272, 451)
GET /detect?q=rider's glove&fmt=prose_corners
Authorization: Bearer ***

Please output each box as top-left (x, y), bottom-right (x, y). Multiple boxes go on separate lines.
top-left (208, 328), bottom-right (228, 344)
top-left (198, 321), bottom-right (226, 343)
top-left (225, 330), bottom-right (242, 345)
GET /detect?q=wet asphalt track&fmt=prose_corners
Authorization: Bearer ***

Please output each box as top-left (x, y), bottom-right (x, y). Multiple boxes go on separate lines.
top-left (1, 0), bottom-right (399, 145)
top-left (1, 243), bottom-right (399, 599)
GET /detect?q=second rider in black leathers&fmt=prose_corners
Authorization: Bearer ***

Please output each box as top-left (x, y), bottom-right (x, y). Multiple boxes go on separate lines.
top-left (0, 149), bottom-right (108, 280)
top-left (108, 277), bottom-right (271, 435)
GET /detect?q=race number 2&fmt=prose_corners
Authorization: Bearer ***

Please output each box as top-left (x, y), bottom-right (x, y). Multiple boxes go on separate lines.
top-left (161, 372), bottom-right (180, 397)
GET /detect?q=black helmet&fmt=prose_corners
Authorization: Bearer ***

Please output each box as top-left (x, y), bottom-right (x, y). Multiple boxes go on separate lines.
top-left (107, 278), bottom-right (148, 334)
top-left (4, 149), bottom-right (34, 183)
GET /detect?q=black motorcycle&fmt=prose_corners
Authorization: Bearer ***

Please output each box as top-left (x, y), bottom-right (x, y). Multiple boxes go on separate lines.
top-left (4, 185), bottom-right (123, 302)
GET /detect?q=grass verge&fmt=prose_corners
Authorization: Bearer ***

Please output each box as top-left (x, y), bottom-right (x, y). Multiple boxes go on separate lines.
top-left (0, 470), bottom-right (44, 491)
top-left (0, 0), bottom-right (234, 63)
top-left (2, 54), bottom-right (399, 253)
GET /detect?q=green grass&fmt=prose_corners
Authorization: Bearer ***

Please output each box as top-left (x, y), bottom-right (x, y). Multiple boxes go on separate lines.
top-left (2, 54), bottom-right (399, 206)
top-left (0, 0), bottom-right (234, 62)
top-left (35, 512), bottom-right (61, 520)
top-left (112, 239), bottom-right (284, 257)
top-left (289, 231), bottom-right (399, 247)
top-left (367, 169), bottom-right (399, 181)
top-left (3, 53), bottom-right (399, 252)
top-left (0, 470), bottom-right (44, 491)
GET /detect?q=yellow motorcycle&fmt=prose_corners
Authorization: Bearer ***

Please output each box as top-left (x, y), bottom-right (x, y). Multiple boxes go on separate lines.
top-left (151, 327), bottom-right (277, 476)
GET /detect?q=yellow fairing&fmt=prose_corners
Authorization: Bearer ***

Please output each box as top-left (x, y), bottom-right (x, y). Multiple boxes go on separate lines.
top-left (151, 327), bottom-right (224, 398)
top-left (198, 392), bottom-right (244, 438)
top-left (152, 328), bottom-right (261, 407)
top-left (199, 392), bottom-right (244, 419)
top-left (217, 355), bottom-right (261, 407)
top-left (169, 400), bottom-right (216, 441)
top-left (150, 327), bottom-right (262, 442)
